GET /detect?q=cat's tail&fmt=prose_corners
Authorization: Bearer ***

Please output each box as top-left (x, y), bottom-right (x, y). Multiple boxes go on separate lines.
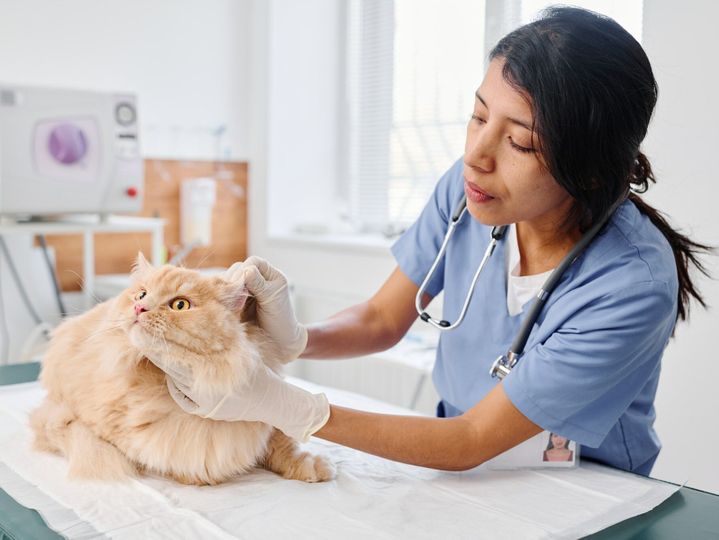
top-left (29, 399), bottom-right (136, 481)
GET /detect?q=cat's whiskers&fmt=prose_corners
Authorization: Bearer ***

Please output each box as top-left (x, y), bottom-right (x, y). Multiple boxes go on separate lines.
top-left (61, 307), bottom-right (92, 316)
top-left (60, 305), bottom-right (129, 319)
top-left (97, 315), bottom-right (133, 323)
top-left (147, 326), bottom-right (161, 352)
top-left (64, 270), bottom-right (107, 306)
top-left (159, 333), bottom-right (170, 356)
top-left (191, 248), bottom-right (217, 271)
top-left (77, 323), bottom-right (125, 346)
top-left (88, 322), bottom-right (124, 336)
top-left (143, 328), bottom-right (171, 366)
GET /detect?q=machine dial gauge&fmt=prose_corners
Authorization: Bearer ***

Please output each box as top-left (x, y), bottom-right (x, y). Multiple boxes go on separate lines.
top-left (115, 102), bottom-right (136, 126)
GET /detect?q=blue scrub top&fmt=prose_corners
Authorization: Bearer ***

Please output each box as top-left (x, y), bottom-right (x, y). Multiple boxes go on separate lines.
top-left (391, 158), bottom-right (678, 475)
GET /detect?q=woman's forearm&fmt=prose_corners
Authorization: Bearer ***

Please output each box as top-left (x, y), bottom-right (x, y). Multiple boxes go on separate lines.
top-left (300, 301), bottom-right (399, 359)
top-left (312, 385), bottom-right (543, 470)
top-left (315, 405), bottom-right (485, 470)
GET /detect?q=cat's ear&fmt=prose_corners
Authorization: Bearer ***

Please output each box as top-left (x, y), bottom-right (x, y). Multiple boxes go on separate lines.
top-left (220, 281), bottom-right (252, 315)
top-left (131, 252), bottom-right (153, 282)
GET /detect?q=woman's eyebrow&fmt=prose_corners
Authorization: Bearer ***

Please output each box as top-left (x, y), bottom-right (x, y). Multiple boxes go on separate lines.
top-left (475, 90), bottom-right (533, 132)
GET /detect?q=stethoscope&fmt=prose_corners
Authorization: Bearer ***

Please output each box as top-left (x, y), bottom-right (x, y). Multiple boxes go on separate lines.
top-left (415, 193), bottom-right (627, 380)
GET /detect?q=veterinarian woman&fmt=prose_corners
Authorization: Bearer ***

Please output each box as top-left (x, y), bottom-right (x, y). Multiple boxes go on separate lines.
top-left (150, 7), bottom-right (709, 475)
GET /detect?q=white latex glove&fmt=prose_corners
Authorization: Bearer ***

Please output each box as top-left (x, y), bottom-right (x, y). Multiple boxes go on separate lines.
top-left (152, 357), bottom-right (330, 443)
top-left (224, 256), bottom-right (307, 363)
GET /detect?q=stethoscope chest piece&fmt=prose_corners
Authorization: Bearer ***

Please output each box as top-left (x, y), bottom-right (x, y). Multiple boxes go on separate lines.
top-left (489, 352), bottom-right (519, 380)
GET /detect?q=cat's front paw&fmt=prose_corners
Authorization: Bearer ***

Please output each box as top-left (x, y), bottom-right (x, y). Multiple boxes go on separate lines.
top-left (294, 453), bottom-right (336, 483)
top-left (308, 454), bottom-right (336, 482)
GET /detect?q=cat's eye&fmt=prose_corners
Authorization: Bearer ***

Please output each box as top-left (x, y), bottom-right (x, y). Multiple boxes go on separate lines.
top-left (170, 298), bottom-right (191, 311)
top-left (135, 290), bottom-right (147, 301)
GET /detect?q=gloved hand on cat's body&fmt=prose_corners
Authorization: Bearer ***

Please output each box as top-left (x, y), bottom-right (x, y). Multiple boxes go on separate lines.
top-left (223, 256), bottom-right (308, 363)
top-left (149, 352), bottom-right (330, 443)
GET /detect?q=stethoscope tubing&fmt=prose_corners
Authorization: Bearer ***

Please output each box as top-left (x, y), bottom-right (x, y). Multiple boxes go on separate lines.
top-left (415, 195), bottom-right (508, 330)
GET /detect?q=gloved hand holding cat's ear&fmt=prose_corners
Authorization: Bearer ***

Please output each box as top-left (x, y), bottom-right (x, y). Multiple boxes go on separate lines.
top-left (223, 256), bottom-right (308, 363)
top-left (148, 355), bottom-right (330, 443)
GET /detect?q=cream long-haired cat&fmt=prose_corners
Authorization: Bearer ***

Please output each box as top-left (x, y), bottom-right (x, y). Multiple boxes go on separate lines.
top-left (30, 254), bottom-right (334, 485)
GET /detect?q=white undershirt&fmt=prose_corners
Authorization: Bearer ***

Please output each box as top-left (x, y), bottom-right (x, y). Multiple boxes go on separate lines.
top-left (505, 224), bottom-right (554, 316)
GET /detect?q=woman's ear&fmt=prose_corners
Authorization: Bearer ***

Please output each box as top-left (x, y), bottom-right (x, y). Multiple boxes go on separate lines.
top-left (131, 252), bottom-right (153, 282)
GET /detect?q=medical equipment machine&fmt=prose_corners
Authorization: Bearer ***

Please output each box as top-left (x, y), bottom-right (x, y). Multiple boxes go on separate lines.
top-left (0, 84), bottom-right (142, 217)
top-left (416, 193), bottom-right (627, 379)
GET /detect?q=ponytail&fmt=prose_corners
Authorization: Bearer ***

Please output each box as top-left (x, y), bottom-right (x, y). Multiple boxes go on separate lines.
top-left (628, 153), bottom-right (712, 322)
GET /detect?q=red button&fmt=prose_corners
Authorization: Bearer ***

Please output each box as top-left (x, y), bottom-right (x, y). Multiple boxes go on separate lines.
top-left (126, 187), bottom-right (138, 197)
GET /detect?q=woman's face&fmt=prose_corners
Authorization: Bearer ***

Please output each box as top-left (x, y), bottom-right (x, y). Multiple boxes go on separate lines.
top-left (464, 58), bottom-right (574, 231)
top-left (550, 433), bottom-right (568, 449)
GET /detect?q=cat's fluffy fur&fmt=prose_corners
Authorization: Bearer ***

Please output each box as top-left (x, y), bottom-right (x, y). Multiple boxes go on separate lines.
top-left (29, 254), bottom-right (334, 485)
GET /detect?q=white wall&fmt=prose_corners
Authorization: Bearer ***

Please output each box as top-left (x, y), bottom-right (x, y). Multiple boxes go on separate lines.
top-left (265, 0), bottom-right (343, 235)
top-left (251, 0), bottom-right (719, 493)
top-left (641, 0), bottom-right (719, 494)
top-left (249, 0), bottom-right (399, 311)
top-left (0, 0), bottom-right (251, 160)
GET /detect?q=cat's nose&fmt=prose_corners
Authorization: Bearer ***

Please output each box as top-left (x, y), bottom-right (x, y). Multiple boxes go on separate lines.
top-left (134, 304), bottom-right (148, 316)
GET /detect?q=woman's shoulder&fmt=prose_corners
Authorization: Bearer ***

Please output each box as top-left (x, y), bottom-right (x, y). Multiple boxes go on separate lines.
top-left (577, 200), bottom-right (678, 297)
top-left (542, 200), bottom-right (679, 335)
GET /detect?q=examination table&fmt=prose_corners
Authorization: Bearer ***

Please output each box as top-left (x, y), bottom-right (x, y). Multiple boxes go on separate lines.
top-left (1, 362), bottom-right (717, 539)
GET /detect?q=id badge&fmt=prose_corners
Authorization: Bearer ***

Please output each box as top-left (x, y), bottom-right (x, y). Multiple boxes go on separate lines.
top-left (485, 430), bottom-right (579, 470)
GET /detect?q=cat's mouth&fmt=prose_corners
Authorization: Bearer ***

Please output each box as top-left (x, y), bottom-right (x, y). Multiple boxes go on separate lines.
top-left (132, 317), bottom-right (148, 330)
top-left (129, 315), bottom-right (145, 332)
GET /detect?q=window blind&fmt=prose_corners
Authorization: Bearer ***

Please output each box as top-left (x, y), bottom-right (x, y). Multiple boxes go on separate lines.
top-left (344, 0), bottom-right (485, 234)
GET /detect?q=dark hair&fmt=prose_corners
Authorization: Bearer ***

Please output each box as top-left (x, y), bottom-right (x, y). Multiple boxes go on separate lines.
top-left (545, 432), bottom-right (569, 451)
top-left (490, 6), bottom-right (711, 322)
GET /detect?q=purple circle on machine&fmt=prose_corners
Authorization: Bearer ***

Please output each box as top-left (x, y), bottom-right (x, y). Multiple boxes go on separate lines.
top-left (48, 123), bottom-right (87, 164)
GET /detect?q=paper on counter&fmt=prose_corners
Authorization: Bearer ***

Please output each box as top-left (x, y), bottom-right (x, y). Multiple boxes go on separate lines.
top-left (0, 380), bottom-right (678, 540)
